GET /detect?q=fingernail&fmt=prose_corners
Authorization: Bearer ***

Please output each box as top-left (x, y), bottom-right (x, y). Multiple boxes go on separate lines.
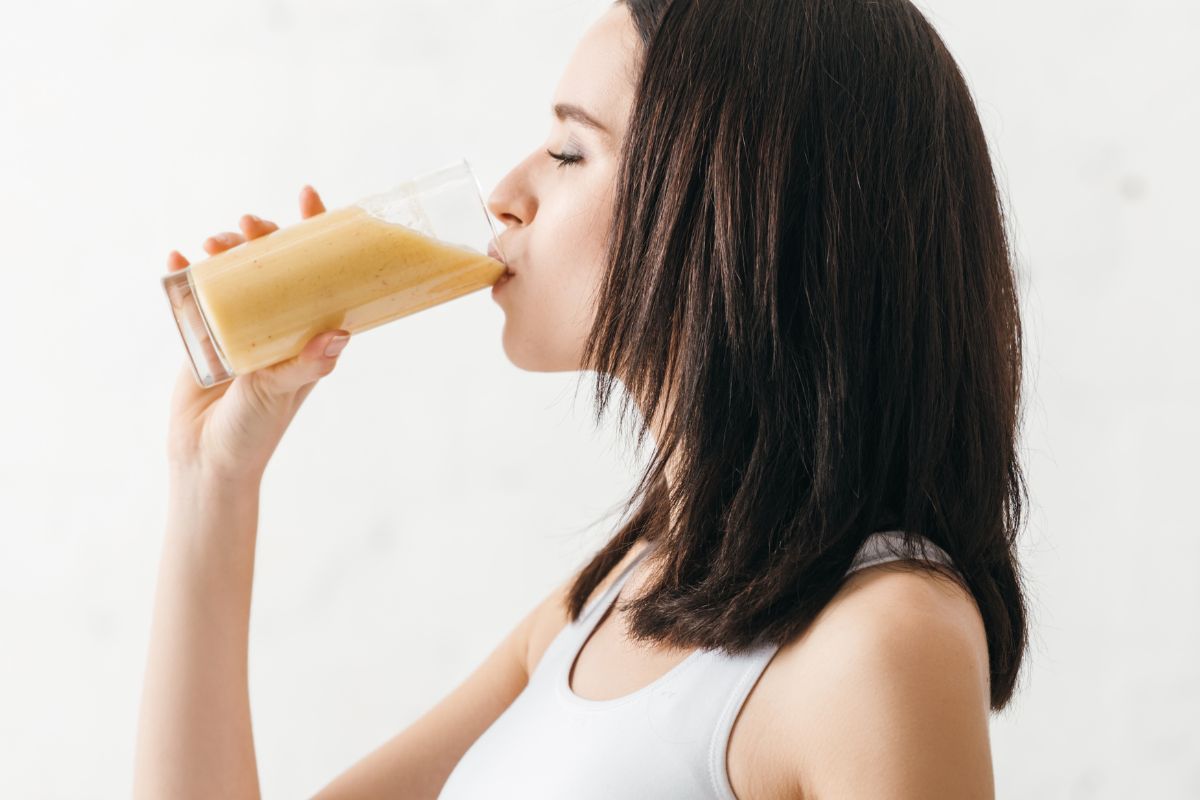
top-left (324, 335), bottom-right (349, 358)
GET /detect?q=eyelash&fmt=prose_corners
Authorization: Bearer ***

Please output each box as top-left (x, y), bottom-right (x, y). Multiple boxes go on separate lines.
top-left (546, 148), bottom-right (584, 169)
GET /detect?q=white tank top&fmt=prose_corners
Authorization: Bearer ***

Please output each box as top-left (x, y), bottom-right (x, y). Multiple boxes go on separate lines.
top-left (437, 529), bottom-right (956, 799)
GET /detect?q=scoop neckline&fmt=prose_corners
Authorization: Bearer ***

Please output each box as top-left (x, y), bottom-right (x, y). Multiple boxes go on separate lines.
top-left (557, 542), bottom-right (705, 708)
top-left (558, 646), bottom-right (705, 709)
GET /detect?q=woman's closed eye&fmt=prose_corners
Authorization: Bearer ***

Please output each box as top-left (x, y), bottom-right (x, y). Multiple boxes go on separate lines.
top-left (546, 148), bottom-right (584, 168)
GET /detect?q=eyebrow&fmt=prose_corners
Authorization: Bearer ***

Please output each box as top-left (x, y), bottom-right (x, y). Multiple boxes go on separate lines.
top-left (553, 102), bottom-right (611, 137)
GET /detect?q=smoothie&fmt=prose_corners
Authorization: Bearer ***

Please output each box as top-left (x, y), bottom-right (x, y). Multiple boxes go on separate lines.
top-left (188, 203), bottom-right (507, 376)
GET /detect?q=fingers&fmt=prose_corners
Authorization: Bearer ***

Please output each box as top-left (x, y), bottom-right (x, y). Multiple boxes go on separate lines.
top-left (203, 230), bottom-right (245, 255)
top-left (167, 250), bottom-right (190, 272)
top-left (173, 185), bottom-right (321, 267)
top-left (251, 330), bottom-right (350, 397)
top-left (300, 185), bottom-right (326, 219)
top-left (239, 213), bottom-right (279, 239)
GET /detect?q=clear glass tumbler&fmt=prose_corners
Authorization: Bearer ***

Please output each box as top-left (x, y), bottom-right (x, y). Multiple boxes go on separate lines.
top-left (162, 158), bottom-right (507, 387)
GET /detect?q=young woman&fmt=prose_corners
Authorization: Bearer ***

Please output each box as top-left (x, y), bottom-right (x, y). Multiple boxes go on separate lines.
top-left (134, 1), bottom-right (1029, 798)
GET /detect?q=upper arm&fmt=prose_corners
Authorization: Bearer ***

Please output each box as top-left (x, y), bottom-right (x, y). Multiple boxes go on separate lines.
top-left (794, 571), bottom-right (994, 800)
top-left (309, 576), bottom-right (572, 800)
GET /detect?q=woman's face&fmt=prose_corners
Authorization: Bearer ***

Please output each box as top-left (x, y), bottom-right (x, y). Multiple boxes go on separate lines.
top-left (486, 4), bottom-right (639, 373)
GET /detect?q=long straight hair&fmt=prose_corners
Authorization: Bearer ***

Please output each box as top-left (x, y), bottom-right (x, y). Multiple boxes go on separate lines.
top-left (568, 0), bottom-right (1030, 711)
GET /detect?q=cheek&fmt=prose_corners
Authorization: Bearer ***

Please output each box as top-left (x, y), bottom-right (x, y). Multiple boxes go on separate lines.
top-left (565, 181), bottom-right (615, 320)
top-left (541, 182), bottom-right (614, 301)
top-left (530, 253), bottom-right (602, 332)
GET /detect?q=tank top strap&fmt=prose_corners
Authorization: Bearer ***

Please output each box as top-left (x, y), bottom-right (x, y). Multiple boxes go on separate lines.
top-left (582, 543), bottom-right (655, 621)
top-left (704, 640), bottom-right (783, 799)
top-left (529, 543), bottom-right (659, 686)
top-left (851, 528), bottom-right (957, 574)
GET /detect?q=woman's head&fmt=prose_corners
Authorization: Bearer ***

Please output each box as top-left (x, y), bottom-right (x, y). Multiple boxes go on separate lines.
top-left (494, 0), bottom-right (1030, 712)
top-left (485, 3), bottom-right (639, 371)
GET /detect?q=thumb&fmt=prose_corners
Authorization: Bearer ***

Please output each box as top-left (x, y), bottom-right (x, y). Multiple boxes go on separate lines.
top-left (251, 330), bottom-right (350, 397)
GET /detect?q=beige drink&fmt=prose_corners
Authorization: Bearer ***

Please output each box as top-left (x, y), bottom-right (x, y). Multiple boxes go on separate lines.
top-left (163, 159), bottom-right (507, 386)
top-left (191, 204), bottom-right (505, 376)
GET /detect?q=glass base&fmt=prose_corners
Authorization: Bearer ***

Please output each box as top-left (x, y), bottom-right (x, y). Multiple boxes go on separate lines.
top-left (162, 269), bottom-right (234, 388)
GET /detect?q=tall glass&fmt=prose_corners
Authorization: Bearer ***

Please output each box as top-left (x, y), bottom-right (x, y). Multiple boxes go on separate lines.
top-left (162, 158), bottom-right (507, 387)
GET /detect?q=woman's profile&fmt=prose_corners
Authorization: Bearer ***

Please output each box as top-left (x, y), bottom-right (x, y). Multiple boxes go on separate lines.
top-left (134, 1), bottom-right (1029, 798)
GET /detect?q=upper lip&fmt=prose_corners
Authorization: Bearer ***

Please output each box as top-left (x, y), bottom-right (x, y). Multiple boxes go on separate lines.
top-left (488, 241), bottom-right (514, 275)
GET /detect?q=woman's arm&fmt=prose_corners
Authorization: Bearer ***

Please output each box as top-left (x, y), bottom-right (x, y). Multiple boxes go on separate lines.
top-left (134, 186), bottom-right (343, 798)
top-left (132, 467), bottom-right (265, 800)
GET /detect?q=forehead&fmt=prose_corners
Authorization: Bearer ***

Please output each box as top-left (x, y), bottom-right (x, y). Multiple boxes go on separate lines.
top-left (552, 4), bottom-right (639, 143)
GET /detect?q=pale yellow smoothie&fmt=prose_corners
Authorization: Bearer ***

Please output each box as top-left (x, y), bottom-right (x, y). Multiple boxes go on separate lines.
top-left (189, 204), bottom-right (506, 375)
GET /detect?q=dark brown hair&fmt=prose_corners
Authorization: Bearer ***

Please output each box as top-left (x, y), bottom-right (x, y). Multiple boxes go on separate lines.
top-left (568, 0), bottom-right (1030, 711)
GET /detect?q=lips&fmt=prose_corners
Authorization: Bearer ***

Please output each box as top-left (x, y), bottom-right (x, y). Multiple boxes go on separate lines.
top-left (488, 241), bottom-right (514, 276)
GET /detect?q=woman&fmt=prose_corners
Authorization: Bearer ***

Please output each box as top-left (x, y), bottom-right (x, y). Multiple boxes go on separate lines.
top-left (134, 0), bottom-right (1029, 798)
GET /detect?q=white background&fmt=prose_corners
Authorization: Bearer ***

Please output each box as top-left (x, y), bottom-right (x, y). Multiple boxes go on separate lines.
top-left (1, 0), bottom-right (1197, 797)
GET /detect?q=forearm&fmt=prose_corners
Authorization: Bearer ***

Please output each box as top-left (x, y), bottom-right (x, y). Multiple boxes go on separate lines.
top-left (133, 467), bottom-right (264, 800)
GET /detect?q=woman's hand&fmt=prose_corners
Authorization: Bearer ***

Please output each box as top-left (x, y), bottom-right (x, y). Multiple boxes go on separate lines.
top-left (166, 184), bottom-right (351, 483)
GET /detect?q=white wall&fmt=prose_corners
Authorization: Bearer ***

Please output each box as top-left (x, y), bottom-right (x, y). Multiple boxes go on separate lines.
top-left (0, 0), bottom-right (1195, 797)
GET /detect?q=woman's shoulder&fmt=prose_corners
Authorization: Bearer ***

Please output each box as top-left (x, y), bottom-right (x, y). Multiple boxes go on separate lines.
top-left (779, 559), bottom-right (989, 692)
top-left (761, 562), bottom-right (994, 797)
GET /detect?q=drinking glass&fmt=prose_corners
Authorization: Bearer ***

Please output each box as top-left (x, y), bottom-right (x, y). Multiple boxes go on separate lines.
top-left (162, 158), bottom-right (506, 387)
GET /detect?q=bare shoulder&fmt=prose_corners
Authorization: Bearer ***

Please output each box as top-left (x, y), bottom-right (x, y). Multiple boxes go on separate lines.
top-left (769, 562), bottom-right (994, 800)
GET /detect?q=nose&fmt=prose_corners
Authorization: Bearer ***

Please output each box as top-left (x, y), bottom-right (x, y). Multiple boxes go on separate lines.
top-left (486, 159), bottom-right (537, 231)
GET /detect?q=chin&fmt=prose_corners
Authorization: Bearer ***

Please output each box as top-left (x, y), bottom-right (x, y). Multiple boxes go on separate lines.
top-left (499, 326), bottom-right (581, 373)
